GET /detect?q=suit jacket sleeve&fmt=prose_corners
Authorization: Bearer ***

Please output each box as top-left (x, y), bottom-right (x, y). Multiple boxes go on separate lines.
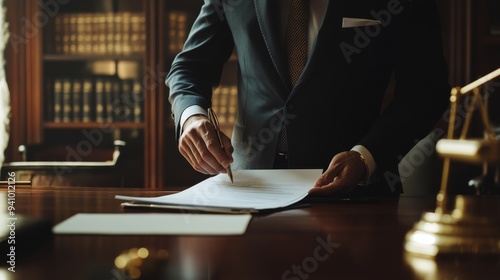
top-left (166, 1), bottom-right (234, 139)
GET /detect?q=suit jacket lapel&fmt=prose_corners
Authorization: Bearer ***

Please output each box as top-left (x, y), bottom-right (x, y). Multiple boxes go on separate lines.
top-left (254, 0), bottom-right (350, 99)
top-left (254, 0), bottom-right (292, 93)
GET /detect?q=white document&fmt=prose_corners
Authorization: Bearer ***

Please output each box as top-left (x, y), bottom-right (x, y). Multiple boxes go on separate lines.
top-left (53, 213), bottom-right (251, 235)
top-left (342, 17), bottom-right (382, 28)
top-left (115, 169), bottom-right (322, 213)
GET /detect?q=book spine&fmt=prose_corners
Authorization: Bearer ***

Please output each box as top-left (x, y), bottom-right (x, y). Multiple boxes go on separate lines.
top-left (62, 14), bottom-right (70, 54)
top-left (69, 14), bottom-right (78, 54)
top-left (95, 78), bottom-right (105, 123)
top-left (82, 78), bottom-right (93, 122)
top-left (104, 78), bottom-right (114, 122)
top-left (53, 79), bottom-right (63, 123)
top-left (212, 86), bottom-right (221, 120)
top-left (62, 78), bottom-right (72, 123)
top-left (114, 14), bottom-right (123, 55)
top-left (122, 12), bottom-right (132, 55)
top-left (105, 13), bottom-right (114, 54)
top-left (112, 79), bottom-right (123, 121)
top-left (91, 15), bottom-right (100, 54)
top-left (83, 14), bottom-right (93, 54)
top-left (72, 79), bottom-right (82, 122)
top-left (132, 79), bottom-right (142, 123)
top-left (228, 86), bottom-right (238, 125)
top-left (76, 14), bottom-right (85, 54)
top-left (177, 12), bottom-right (187, 52)
top-left (120, 79), bottom-right (133, 122)
top-left (168, 11), bottom-right (188, 55)
top-left (168, 12), bottom-right (177, 54)
top-left (100, 14), bottom-right (108, 54)
top-left (53, 15), bottom-right (63, 53)
top-left (219, 86), bottom-right (229, 125)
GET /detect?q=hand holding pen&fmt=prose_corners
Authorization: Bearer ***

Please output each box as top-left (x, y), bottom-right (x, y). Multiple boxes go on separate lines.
top-left (177, 108), bottom-right (234, 182)
top-left (208, 108), bottom-right (234, 183)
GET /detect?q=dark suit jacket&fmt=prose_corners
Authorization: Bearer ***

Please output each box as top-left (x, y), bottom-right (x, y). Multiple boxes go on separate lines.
top-left (166, 0), bottom-right (450, 193)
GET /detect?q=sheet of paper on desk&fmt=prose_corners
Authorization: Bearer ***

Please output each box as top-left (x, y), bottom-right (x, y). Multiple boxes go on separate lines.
top-left (115, 169), bottom-right (323, 212)
top-left (53, 213), bottom-right (252, 235)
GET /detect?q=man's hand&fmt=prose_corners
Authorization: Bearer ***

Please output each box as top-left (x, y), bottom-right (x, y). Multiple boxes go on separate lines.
top-left (179, 115), bottom-right (233, 175)
top-left (309, 151), bottom-right (367, 196)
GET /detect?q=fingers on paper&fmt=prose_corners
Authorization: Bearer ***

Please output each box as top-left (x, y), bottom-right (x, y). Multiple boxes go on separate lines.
top-left (309, 152), bottom-right (362, 196)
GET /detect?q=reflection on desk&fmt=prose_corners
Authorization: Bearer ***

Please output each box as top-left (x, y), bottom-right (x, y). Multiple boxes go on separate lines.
top-left (0, 187), bottom-right (499, 280)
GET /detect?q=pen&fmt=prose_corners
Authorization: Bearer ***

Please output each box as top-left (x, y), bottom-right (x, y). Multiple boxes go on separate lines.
top-left (207, 108), bottom-right (234, 183)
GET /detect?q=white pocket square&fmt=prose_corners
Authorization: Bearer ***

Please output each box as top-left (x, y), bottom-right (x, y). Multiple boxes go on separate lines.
top-left (342, 17), bottom-right (382, 28)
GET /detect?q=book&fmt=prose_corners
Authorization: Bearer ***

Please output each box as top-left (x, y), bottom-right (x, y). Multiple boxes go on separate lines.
top-left (54, 15), bottom-right (63, 53)
top-left (219, 86), bottom-right (229, 124)
top-left (61, 78), bottom-right (72, 123)
top-left (168, 11), bottom-right (188, 54)
top-left (82, 78), bottom-right (93, 122)
top-left (94, 78), bottom-right (105, 123)
top-left (104, 78), bottom-right (114, 122)
top-left (53, 79), bottom-right (63, 123)
top-left (121, 12), bottom-right (132, 54)
top-left (68, 14), bottom-right (78, 54)
top-left (61, 14), bottom-right (70, 54)
top-left (113, 14), bottom-right (123, 54)
top-left (120, 79), bottom-right (133, 122)
top-left (112, 78), bottom-right (123, 121)
top-left (72, 79), bottom-right (82, 122)
top-left (212, 85), bottom-right (237, 136)
top-left (82, 15), bottom-right (93, 54)
top-left (228, 86), bottom-right (238, 125)
top-left (76, 15), bottom-right (86, 54)
top-left (132, 79), bottom-right (142, 123)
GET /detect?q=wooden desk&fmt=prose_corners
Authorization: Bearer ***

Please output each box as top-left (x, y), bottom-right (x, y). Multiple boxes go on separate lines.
top-left (1, 187), bottom-right (499, 280)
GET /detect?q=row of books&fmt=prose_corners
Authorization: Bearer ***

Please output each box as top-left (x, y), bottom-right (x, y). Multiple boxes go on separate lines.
top-left (47, 77), bottom-right (143, 123)
top-left (168, 11), bottom-right (188, 55)
top-left (47, 12), bottom-right (146, 55)
top-left (212, 85), bottom-right (238, 136)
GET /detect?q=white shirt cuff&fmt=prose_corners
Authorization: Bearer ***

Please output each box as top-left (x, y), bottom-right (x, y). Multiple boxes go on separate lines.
top-left (180, 105), bottom-right (208, 134)
top-left (351, 145), bottom-right (376, 185)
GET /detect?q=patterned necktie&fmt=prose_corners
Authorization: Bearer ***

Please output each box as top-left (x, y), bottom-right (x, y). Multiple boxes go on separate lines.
top-left (286, 0), bottom-right (310, 87)
top-left (277, 0), bottom-right (310, 155)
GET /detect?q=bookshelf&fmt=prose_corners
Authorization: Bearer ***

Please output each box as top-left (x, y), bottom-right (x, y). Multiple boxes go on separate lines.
top-left (15, 0), bottom-right (152, 187)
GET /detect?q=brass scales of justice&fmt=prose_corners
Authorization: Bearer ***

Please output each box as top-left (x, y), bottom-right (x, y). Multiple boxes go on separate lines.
top-left (404, 68), bottom-right (500, 257)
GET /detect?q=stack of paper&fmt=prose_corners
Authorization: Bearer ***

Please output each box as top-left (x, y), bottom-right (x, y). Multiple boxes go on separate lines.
top-left (115, 169), bottom-right (322, 213)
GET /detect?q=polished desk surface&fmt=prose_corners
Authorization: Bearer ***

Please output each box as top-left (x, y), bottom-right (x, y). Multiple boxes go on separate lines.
top-left (1, 187), bottom-right (499, 280)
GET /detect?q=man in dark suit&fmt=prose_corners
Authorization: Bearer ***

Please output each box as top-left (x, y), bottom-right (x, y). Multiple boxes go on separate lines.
top-left (166, 0), bottom-right (450, 196)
